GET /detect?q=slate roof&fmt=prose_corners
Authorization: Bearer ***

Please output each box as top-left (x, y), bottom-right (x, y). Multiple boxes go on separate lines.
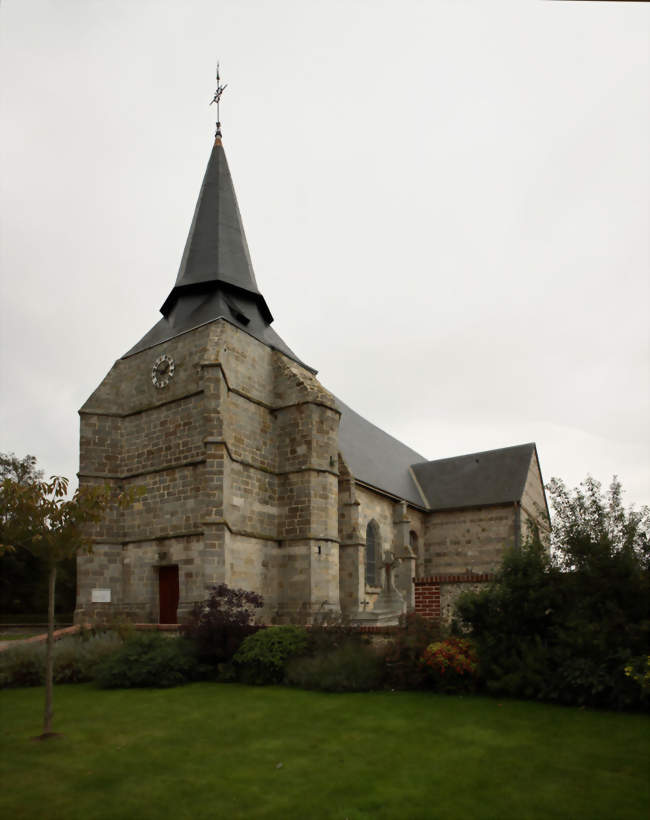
top-left (122, 134), bottom-right (538, 517)
top-left (123, 138), bottom-right (313, 372)
top-left (411, 443), bottom-right (536, 511)
top-left (160, 137), bottom-right (272, 322)
top-left (335, 398), bottom-right (428, 507)
top-left (123, 288), bottom-right (313, 370)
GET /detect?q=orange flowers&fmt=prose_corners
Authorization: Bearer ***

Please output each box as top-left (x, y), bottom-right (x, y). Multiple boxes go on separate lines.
top-left (420, 637), bottom-right (478, 686)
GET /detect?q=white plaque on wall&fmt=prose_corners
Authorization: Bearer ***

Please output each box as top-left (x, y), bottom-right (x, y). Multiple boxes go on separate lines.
top-left (91, 588), bottom-right (111, 603)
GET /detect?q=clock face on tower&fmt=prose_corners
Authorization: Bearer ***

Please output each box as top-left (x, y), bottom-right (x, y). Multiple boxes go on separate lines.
top-left (151, 354), bottom-right (175, 389)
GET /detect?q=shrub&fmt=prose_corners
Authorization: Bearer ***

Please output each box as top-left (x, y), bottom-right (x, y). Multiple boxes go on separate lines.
top-left (233, 626), bottom-right (309, 684)
top-left (53, 633), bottom-right (123, 683)
top-left (383, 613), bottom-right (444, 690)
top-left (420, 637), bottom-right (478, 693)
top-left (182, 584), bottom-right (263, 668)
top-left (625, 656), bottom-right (650, 699)
top-left (95, 633), bottom-right (201, 689)
top-left (456, 516), bottom-right (650, 710)
top-left (286, 641), bottom-right (383, 692)
top-left (0, 643), bottom-right (44, 688)
top-left (0, 632), bottom-right (124, 688)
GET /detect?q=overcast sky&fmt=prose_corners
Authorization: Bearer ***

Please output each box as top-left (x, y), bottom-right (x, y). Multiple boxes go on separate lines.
top-left (1, 0), bottom-right (648, 511)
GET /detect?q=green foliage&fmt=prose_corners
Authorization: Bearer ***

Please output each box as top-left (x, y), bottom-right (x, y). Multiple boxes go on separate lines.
top-left (420, 637), bottom-right (478, 693)
top-left (182, 584), bottom-right (263, 668)
top-left (288, 607), bottom-right (363, 652)
top-left (52, 633), bottom-right (124, 684)
top-left (383, 612), bottom-right (444, 689)
top-left (0, 644), bottom-right (44, 688)
top-left (95, 633), bottom-right (202, 689)
top-left (233, 625), bottom-right (309, 684)
top-left (625, 656), bottom-right (650, 697)
top-left (0, 454), bottom-right (75, 615)
top-left (0, 457), bottom-right (143, 733)
top-left (286, 641), bottom-right (383, 692)
top-left (0, 633), bottom-right (123, 688)
top-left (547, 475), bottom-right (650, 564)
top-left (456, 476), bottom-right (650, 710)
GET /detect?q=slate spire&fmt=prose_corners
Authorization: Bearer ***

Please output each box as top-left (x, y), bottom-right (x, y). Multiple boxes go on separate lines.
top-left (160, 135), bottom-right (273, 323)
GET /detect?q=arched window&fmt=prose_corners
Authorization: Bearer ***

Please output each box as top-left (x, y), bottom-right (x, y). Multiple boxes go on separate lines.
top-left (365, 520), bottom-right (381, 586)
top-left (409, 530), bottom-right (419, 557)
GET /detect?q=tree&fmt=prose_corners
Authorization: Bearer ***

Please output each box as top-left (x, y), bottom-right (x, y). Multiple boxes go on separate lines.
top-left (0, 469), bottom-right (139, 737)
top-left (0, 453), bottom-right (48, 614)
top-left (0, 452), bottom-right (43, 484)
top-left (456, 476), bottom-right (649, 710)
top-left (547, 475), bottom-right (649, 569)
top-left (0, 453), bottom-right (77, 616)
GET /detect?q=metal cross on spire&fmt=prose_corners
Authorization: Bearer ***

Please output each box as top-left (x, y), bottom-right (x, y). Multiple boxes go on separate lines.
top-left (210, 62), bottom-right (228, 138)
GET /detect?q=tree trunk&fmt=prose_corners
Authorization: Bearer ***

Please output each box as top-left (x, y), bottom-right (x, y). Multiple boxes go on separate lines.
top-left (43, 562), bottom-right (57, 734)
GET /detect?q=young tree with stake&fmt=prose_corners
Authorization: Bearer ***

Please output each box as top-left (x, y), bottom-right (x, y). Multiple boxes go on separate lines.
top-left (0, 467), bottom-right (139, 737)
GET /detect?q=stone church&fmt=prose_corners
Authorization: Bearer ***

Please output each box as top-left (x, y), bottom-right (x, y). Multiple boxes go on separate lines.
top-left (75, 131), bottom-right (549, 626)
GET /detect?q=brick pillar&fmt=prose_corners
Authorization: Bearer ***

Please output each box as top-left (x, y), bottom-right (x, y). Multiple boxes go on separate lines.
top-left (414, 579), bottom-right (441, 620)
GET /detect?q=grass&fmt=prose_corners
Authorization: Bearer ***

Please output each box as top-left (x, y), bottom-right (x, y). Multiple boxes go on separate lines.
top-left (0, 684), bottom-right (648, 820)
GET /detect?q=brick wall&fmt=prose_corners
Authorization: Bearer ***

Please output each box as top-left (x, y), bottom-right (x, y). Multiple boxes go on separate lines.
top-left (414, 574), bottom-right (493, 623)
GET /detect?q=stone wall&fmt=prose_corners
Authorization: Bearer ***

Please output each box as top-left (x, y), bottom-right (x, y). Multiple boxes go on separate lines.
top-left (337, 481), bottom-right (425, 616)
top-left (520, 451), bottom-right (551, 545)
top-left (76, 317), bottom-right (342, 624)
top-left (422, 504), bottom-right (516, 577)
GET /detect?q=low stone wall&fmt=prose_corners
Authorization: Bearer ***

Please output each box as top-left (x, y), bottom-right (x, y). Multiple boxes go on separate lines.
top-left (414, 574), bottom-right (493, 623)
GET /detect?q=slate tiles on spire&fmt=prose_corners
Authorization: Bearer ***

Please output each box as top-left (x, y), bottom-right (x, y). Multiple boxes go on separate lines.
top-left (123, 137), bottom-right (314, 366)
top-left (160, 137), bottom-right (272, 323)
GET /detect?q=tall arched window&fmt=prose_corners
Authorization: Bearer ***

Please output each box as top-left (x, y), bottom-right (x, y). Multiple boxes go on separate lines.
top-left (365, 520), bottom-right (381, 586)
top-left (409, 530), bottom-right (420, 576)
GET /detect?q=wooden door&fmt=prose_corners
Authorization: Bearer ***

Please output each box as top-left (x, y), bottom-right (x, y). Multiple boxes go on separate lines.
top-left (158, 565), bottom-right (179, 624)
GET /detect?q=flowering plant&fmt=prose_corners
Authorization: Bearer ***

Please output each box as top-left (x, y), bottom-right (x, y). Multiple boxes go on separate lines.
top-left (420, 637), bottom-right (478, 692)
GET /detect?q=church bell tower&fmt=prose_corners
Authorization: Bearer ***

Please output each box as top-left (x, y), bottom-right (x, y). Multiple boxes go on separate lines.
top-left (76, 82), bottom-right (342, 624)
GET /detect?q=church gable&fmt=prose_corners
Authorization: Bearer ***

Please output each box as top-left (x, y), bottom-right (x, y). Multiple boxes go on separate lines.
top-left (411, 443), bottom-right (536, 511)
top-left (519, 446), bottom-right (551, 543)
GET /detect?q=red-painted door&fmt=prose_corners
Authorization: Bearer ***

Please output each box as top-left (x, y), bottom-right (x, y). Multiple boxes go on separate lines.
top-left (159, 566), bottom-right (179, 624)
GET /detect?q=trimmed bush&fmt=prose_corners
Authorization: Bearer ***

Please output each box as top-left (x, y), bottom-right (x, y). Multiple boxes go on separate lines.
top-left (95, 634), bottom-right (201, 689)
top-left (233, 626), bottom-right (309, 684)
top-left (286, 641), bottom-right (383, 692)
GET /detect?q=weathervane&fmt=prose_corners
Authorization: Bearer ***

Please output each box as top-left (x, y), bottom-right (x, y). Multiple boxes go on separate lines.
top-left (210, 62), bottom-right (228, 138)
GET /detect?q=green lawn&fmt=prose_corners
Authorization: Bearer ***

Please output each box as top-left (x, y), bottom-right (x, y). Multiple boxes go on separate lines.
top-left (0, 684), bottom-right (648, 820)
